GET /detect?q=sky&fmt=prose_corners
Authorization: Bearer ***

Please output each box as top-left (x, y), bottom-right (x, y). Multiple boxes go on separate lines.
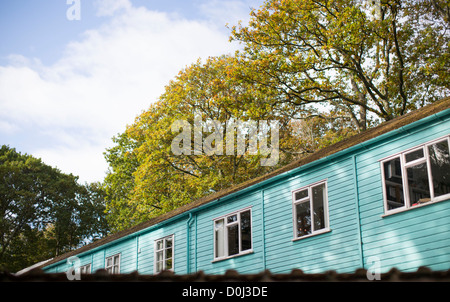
top-left (0, 0), bottom-right (264, 184)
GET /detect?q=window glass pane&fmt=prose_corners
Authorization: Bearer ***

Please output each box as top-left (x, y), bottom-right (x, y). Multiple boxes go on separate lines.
top-left (215, 219), bottom-right (224, 228)
top-left (227, 224), bottom-right (239, 256)
top-left (407, 162), bottom-right (431, 205)
top-left (106, 258), bottom-right (112, 267)
top-left (81, 264), bottom-right (90, 274)
top-left (114, 255), bottom-right (119, 265)
top-left (295, 201), bottom-right (311, 237)
top-left (405, 148), bottom-right (424, 163)
top-left (295, 189), bottom-right (308, 201)
top-left (165, 246), bottom-right (172, 260)
top-left (215, 219), bottom-right (224, 258)
top-left (166, 258), bottom-right (172, 270)
top-left (227, 215), bottom-right (237, 224)
top-left (165, 237), bottom-right (172, 249)
top-left (240, 210), bottom-right (251, 251)
top-left (383, 158), bottom-right (405, 210)
top-left (156, 240), bottom-right (163, 251)
top-left (428, 140), bottom-right (450, 197)
top-left (312, 184), bottom-right (326, 231)
top-left (156, 250), bottom-right (163, 262)
top-left (156, 261), bottom-right (163, 273)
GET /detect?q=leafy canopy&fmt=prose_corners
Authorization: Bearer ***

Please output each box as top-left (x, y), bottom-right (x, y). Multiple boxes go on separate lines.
top-left (104, 0), bottom-right (449, 232)
top-left (230, 0), bottom-right (450, 130)
top-left (103, 55), bottom-right (348, 232)
top-left (0, 145), bottom-right (108, 272)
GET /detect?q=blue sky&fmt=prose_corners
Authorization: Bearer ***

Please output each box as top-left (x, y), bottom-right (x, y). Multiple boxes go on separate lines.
top-left (0, 0), bottom-right (263, 183)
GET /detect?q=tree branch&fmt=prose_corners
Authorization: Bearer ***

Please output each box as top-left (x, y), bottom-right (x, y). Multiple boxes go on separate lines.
top-left (390, 6), bottom-right (408, 114)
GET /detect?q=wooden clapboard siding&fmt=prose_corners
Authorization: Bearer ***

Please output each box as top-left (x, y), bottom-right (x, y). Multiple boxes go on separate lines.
top-left (193, 190), bottom-right (263, 275)
top-left (356, 113), bottom-right (450, 273)
top-left (44, 216), bottom-right (190, 275)
top-left (261, 156), bottom-right (362, 274)
top-left (133, 217), bottom-right (188, 274)
top-left (41, 100), bottom-right (450, 276)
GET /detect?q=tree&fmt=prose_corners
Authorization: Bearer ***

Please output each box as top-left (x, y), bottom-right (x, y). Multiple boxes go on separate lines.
top-left (230, 0), bottom-right (449, 131)
top-left (103, 0), bottom-right (450, 231)
top-left (104, 55), bottom-right (320, 232)
top-left (103, 132), bottom-right (141, 232)
top-left (0, 146), bottom-right (108, 272)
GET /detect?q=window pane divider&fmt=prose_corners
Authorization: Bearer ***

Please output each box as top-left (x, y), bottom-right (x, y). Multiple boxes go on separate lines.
top-left (381, 134), bottom-right (450, 216)
top-left (291, 179), bottom-right (329, 240)
top-left (212, 207), bottom-right (252, 261)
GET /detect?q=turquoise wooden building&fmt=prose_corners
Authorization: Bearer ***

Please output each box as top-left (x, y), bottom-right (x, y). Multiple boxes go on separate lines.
top-left (41, 98), bottom-right (450, 275)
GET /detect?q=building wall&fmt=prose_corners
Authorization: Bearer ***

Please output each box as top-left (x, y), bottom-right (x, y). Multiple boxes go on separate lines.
top-left (44, 217), bottom-right (190, 274)
top-left (193, 190), bottom-right (264, 274)
top-left (357, 117), bottom-right (450, 272)
top-left (43, 110), bottom-right (450, 275)
top-left (261, 156), bottom-right (362, 274)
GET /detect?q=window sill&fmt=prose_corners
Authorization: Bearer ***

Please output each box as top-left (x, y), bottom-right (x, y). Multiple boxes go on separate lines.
top-left (212, 250), bottom-right (254, 263)
top-left (292, 228), bottom-right (331, 242)
top-left (382, 196), bottom-right (450, 218)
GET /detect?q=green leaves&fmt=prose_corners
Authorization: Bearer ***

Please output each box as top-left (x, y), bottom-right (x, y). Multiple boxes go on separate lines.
top-left (231, 0), bottom-right (450, 130)
top-left (103, 56), bottom-right (299, 232)
top-left (0, 145), bottom-right (108, 272)
top-left (103, 0), bottom-right (449, 233)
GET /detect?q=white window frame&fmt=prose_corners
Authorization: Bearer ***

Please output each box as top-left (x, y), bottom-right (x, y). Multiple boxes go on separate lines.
top-left (105, 253), bottom-right (120, 274)
top-left (380, 135), bottom-right (450, 216)
top-left (292, 180), bottom-right (330, 241)
top-left (212, 206), bottom-right (253, 262)
top-left (80, 263), bottom-right (91, 274)
top-left (154, 235), bottom-right (174, 274)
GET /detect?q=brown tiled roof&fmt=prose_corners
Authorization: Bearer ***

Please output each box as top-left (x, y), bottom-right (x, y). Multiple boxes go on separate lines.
top-left (3, 266), bottom-right (450, 282)
top-left (38, 97), bottom-right (450, 270)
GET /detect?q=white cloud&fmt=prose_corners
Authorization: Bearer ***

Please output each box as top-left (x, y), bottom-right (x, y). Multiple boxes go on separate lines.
top-left (0, 0), bottom-right (254, 183)
top-left (0, 120), bottom-right (19, 135)
top-left (199, 0), bottom-right (256, 28)
top-left (94, 0), bottom-right (132, 16)
top-left (33, 143), bottom-right (109, 184)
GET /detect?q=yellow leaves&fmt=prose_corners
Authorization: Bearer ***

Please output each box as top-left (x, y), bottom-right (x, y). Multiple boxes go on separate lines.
top-left (104, 0), bottom-right (450, 232)
top-left (105, 54), bottom-right (295, 231)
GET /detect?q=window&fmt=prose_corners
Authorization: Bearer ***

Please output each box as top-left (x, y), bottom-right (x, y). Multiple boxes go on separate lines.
top-left (154, 235), bottom-right (174, 273)
top-left (381, 136), bottom-right (450, 214)
top-left (80, 263), bottom-right (91, 274)
top-left (105, 254), bottom-right (120, 274)
top-left (213, 208), bottom-right (252, 260)
top-left (292, 180), bottom-right (329, 239)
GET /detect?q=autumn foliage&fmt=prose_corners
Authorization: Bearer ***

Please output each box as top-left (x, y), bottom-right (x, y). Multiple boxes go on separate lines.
top-left (104, 0), bottom-right (449, 232)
